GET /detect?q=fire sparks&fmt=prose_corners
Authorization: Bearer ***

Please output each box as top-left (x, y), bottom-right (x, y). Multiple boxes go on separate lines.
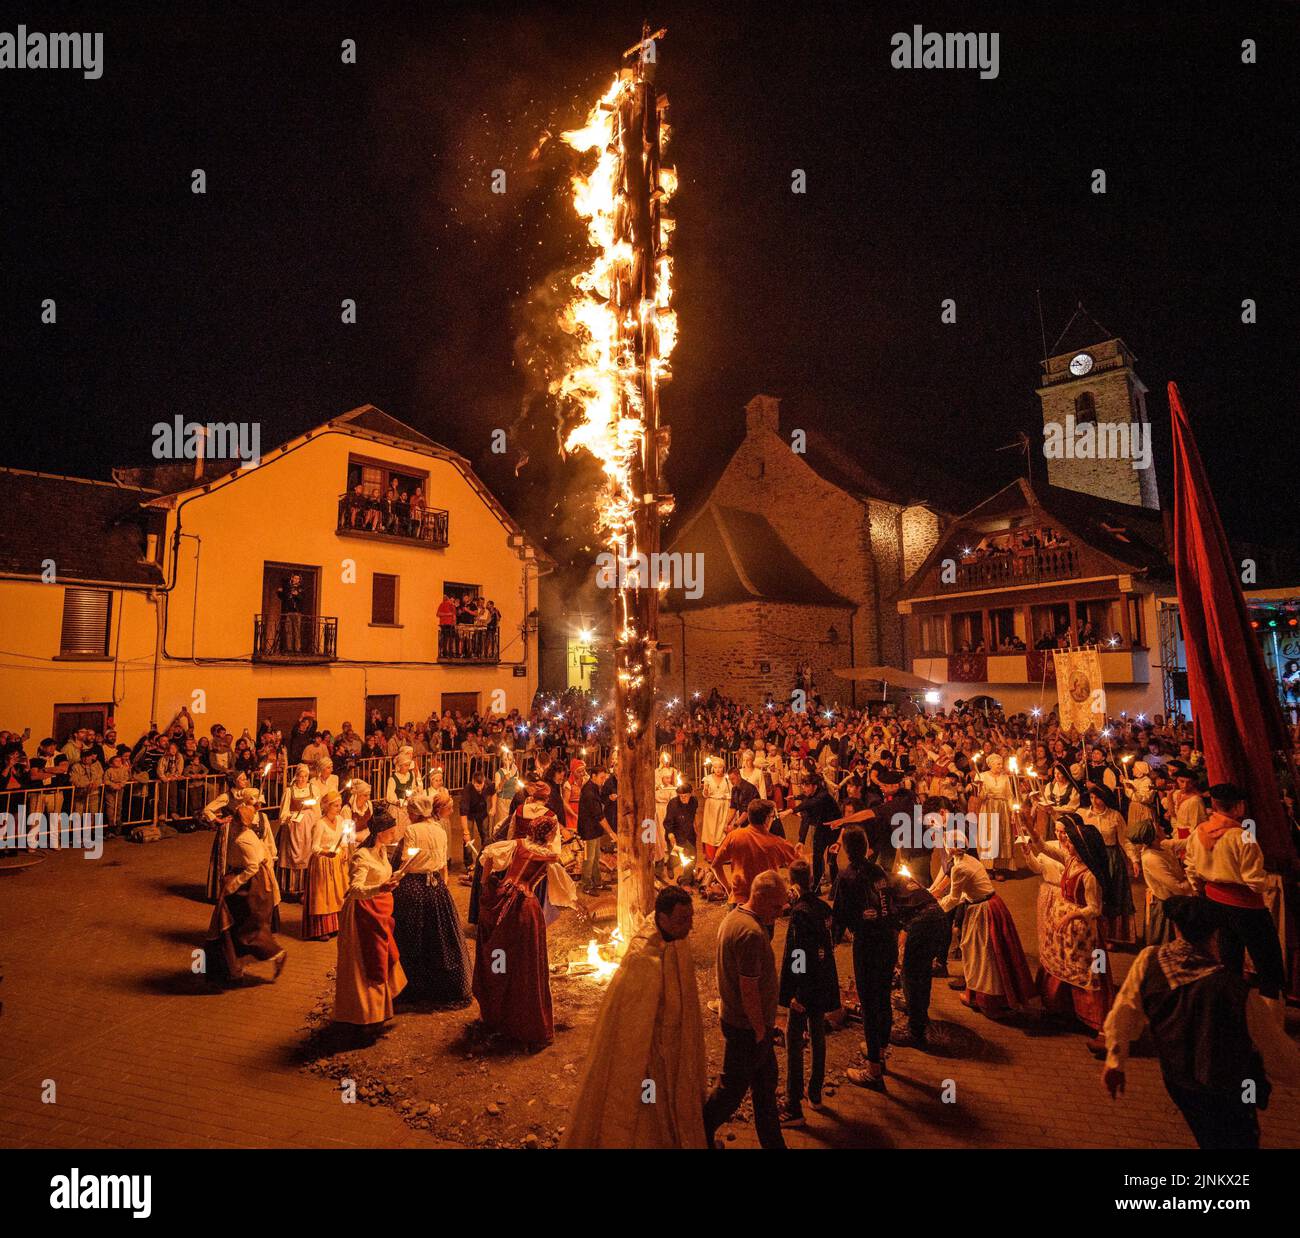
top-left (552, 66), bottom-right (676, 630)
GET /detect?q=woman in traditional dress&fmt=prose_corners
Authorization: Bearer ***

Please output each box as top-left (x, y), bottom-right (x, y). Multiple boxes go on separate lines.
top-left (473, 811), bottom-right (577, 1049)
top-left (385, 746), bottom-right (422, 809)
top-left (391, 789), bottom-right (472, 1006)
top-left (206, 790), bottom-right (287, 985)
top-left (1122, 759), bottom-right (1157, 839)
top-left (739, 746), bottom-right (768, 802)
top-left (493, 751), bottom-right (522, 832)
top-left (563, 759), bottom-right (586, 837)
top-left (931, 813), bottom-right (1035, 1016)
top-left (764, 743), bottom-right (788, 812)
top-left (1033, 760), bottom-right (1080, 841)
top-left (303, 790), bottom-right (349, 941)
top-left (653, 750), bottom-right (679, 836)
top-left (334, 805), bottom-right (406, 1035)
top-left (276, 763), bottom-right (315, 899)
top-left (1081, 782), bottom-right (1139, 944)
top-left (310, 755), bottom-right (339, 803)
top-left (976, 752), bottom-right (1016, 878)
top-left (1018, 813), bottom-right (1113, 1042)
top-left (345, 779), bottom-right (373, 839)
top-left (1132, 817), bottom-right (1192, 945)
top-left (698, 757), bottom-right (731, 864)
top-left (204, 770), bottom-right (252, 903)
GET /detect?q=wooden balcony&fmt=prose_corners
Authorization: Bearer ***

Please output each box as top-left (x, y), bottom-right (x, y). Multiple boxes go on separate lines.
top-left (954, 545), bottom-right (1079, 591)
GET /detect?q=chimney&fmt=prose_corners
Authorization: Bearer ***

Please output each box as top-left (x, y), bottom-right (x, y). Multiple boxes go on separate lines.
top-left (745, 394), bottom-right (781, 436)
top-left (144, 533), bottom-right (159, 562)
top-left (193, 424), bottom-right (207, 481)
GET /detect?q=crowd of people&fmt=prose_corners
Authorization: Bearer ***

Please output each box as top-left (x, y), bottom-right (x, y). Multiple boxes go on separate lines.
top-left (8, 685), bottom-right (1299, 1150)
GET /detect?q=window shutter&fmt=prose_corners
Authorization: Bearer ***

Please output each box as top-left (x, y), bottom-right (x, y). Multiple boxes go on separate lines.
top-left (60, 588), bottom-right (111, 656)
top-left (372, 574), bottom-right (398, 625)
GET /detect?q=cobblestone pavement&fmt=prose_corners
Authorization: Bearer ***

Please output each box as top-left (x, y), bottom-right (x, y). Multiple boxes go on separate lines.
top-left (1, 832), bottom-right (1297, 1150)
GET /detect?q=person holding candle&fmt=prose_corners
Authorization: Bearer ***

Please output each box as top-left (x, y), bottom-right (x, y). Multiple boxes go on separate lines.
top-left (333, 803), bottom-right (406, 1036)
top-left (206, 789), bottom-right (287, 985)
top-left (698, 757), bottom-right (731, 864)
top-left (1121, 759), bottom-right (1157, 840)
top-left (932, 820), bottom-right (1035, 1017)
top-left (976, 752), bottom-right (1016, 878)
top-left (203, 770), bottom-right (254, 903)
top-left (474, 810), bottom-right (578, 1049)
top-left (1034, 761), bottom-right (1081, 841)
top-left (1081, 782), bottom-right (1140, 945)
top-left (303, 790), bottom-right (350, 941)
top-left (1018, 813), bottom-right (1114, 1044)
top-left (275, 763), bottom-right (315, 899)
top-left (385, 745), bottom-right (423, 809)
top-left (391, 789), bottom-right (472, 1006)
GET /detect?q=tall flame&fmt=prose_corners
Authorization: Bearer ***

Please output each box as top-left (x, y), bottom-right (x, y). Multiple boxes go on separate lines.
top-left (552, 70), bottom-right (677, 623)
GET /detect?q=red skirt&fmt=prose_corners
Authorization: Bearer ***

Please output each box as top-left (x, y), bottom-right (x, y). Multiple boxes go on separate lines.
top-left (965, 893), bottom-right (1036, 1013)
top-left (472, 875), bottom-right (553, 1047)
top-left (1037, 968), bottom-right (1114, 1032)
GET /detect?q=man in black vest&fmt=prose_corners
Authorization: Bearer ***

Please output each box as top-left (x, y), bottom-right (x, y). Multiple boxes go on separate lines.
top-left (1101, 895), bottom-right (1300, 1149)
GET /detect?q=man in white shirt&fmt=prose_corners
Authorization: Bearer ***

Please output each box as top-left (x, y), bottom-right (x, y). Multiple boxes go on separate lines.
top-left (1183, 782), bottom-right (1285, 1009)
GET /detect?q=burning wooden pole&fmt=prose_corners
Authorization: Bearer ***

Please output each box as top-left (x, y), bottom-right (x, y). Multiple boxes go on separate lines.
top-left (555, 26), bottom-right (677, 941)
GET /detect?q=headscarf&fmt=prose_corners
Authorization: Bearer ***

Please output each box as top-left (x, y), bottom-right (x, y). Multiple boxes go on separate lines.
top-left (1086, 782), bottom-right (1119, 813)
top-left (1058, 812), bottom-right (1108, 890)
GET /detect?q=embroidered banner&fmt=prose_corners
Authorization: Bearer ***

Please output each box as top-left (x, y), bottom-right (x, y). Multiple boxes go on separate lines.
top-left (1026, 649), bottom-right (1056, 684)
top-left (1053, 646), bottom-right (1106, 732)
top-left (948, 653), bottom-right (988, 683)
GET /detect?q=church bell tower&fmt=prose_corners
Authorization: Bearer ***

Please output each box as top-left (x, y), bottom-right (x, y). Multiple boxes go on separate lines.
top-left (1037, 305), bottom-right (1159, 510)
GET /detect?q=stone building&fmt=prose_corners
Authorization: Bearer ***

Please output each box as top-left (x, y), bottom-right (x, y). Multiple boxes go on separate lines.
top-left (1039, 305), bottom-right (1160, 510)
top-left (660, 394), bottom-right (961, 706)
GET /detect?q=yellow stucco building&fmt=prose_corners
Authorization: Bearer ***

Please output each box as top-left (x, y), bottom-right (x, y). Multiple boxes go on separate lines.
top-left (0, 406), bottom-right (546, 742)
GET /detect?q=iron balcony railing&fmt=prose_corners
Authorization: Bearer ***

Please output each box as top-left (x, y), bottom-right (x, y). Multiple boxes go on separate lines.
top-left (253, 614), bottom-right (338, 662)
top-left (438, 625), bottom-right (500, 664)
top-left (336, 494), bottom-right (449, 548)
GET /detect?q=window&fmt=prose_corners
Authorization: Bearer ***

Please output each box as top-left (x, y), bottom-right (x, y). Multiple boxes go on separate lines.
top-left (256, 697), bottom-right (317, 740)
top-left (1128, 596), bottom-right (1146, 646)
top-left (59, 588), bottom-right (111, 657)
top-left (341, 456), bottom-right (437, 542)
top-left (1074, 392), bottom-right (1097, 423)
top-left (990, 607), bottom-right (1021, 650)
top-left (53, 703), bottom-right (111, 744)
top-left (917, 614), bottom-right (948, 654)
top-left (951, 611), bottom-right (984, 652)
top-left (371, 573), bottom-right (399, 625)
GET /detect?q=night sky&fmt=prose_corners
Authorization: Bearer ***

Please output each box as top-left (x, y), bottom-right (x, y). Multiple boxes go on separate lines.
top-left (3, 1), bottom-right (1297, 560)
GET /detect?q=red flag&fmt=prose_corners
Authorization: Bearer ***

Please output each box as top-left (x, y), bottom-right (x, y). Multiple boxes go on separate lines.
top-left (1169, 381), bottom-right (1297, 865)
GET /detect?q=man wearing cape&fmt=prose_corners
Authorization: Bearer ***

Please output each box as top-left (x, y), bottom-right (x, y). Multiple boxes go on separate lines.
top-left (562, 887), bottom-right (708, 1148)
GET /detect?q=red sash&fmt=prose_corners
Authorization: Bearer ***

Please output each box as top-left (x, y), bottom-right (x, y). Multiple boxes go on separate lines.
top-left (1204, 880), bottom-right (1265, 910)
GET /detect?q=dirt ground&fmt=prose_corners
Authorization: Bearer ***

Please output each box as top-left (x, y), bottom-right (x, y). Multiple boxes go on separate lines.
top-left (298, 860), bottom-right (891, 1150)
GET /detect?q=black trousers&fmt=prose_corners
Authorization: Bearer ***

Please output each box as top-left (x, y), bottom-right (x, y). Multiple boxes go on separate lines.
top-left (703, 1022), bottom-right (785, 1149)
top-left (901, 910), bottom-right (950, 1038)
top-left (1212, 902), bottom-right (1285, 1000)
top-left (786, 1007), bottom-right (826, 1108)
top-left (811, 826), bottom-right (836, 892)
top-left (853, 933), bottom-right (897, 1064)
top-left (1166, 1082), bottom-right (1260, 1150)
